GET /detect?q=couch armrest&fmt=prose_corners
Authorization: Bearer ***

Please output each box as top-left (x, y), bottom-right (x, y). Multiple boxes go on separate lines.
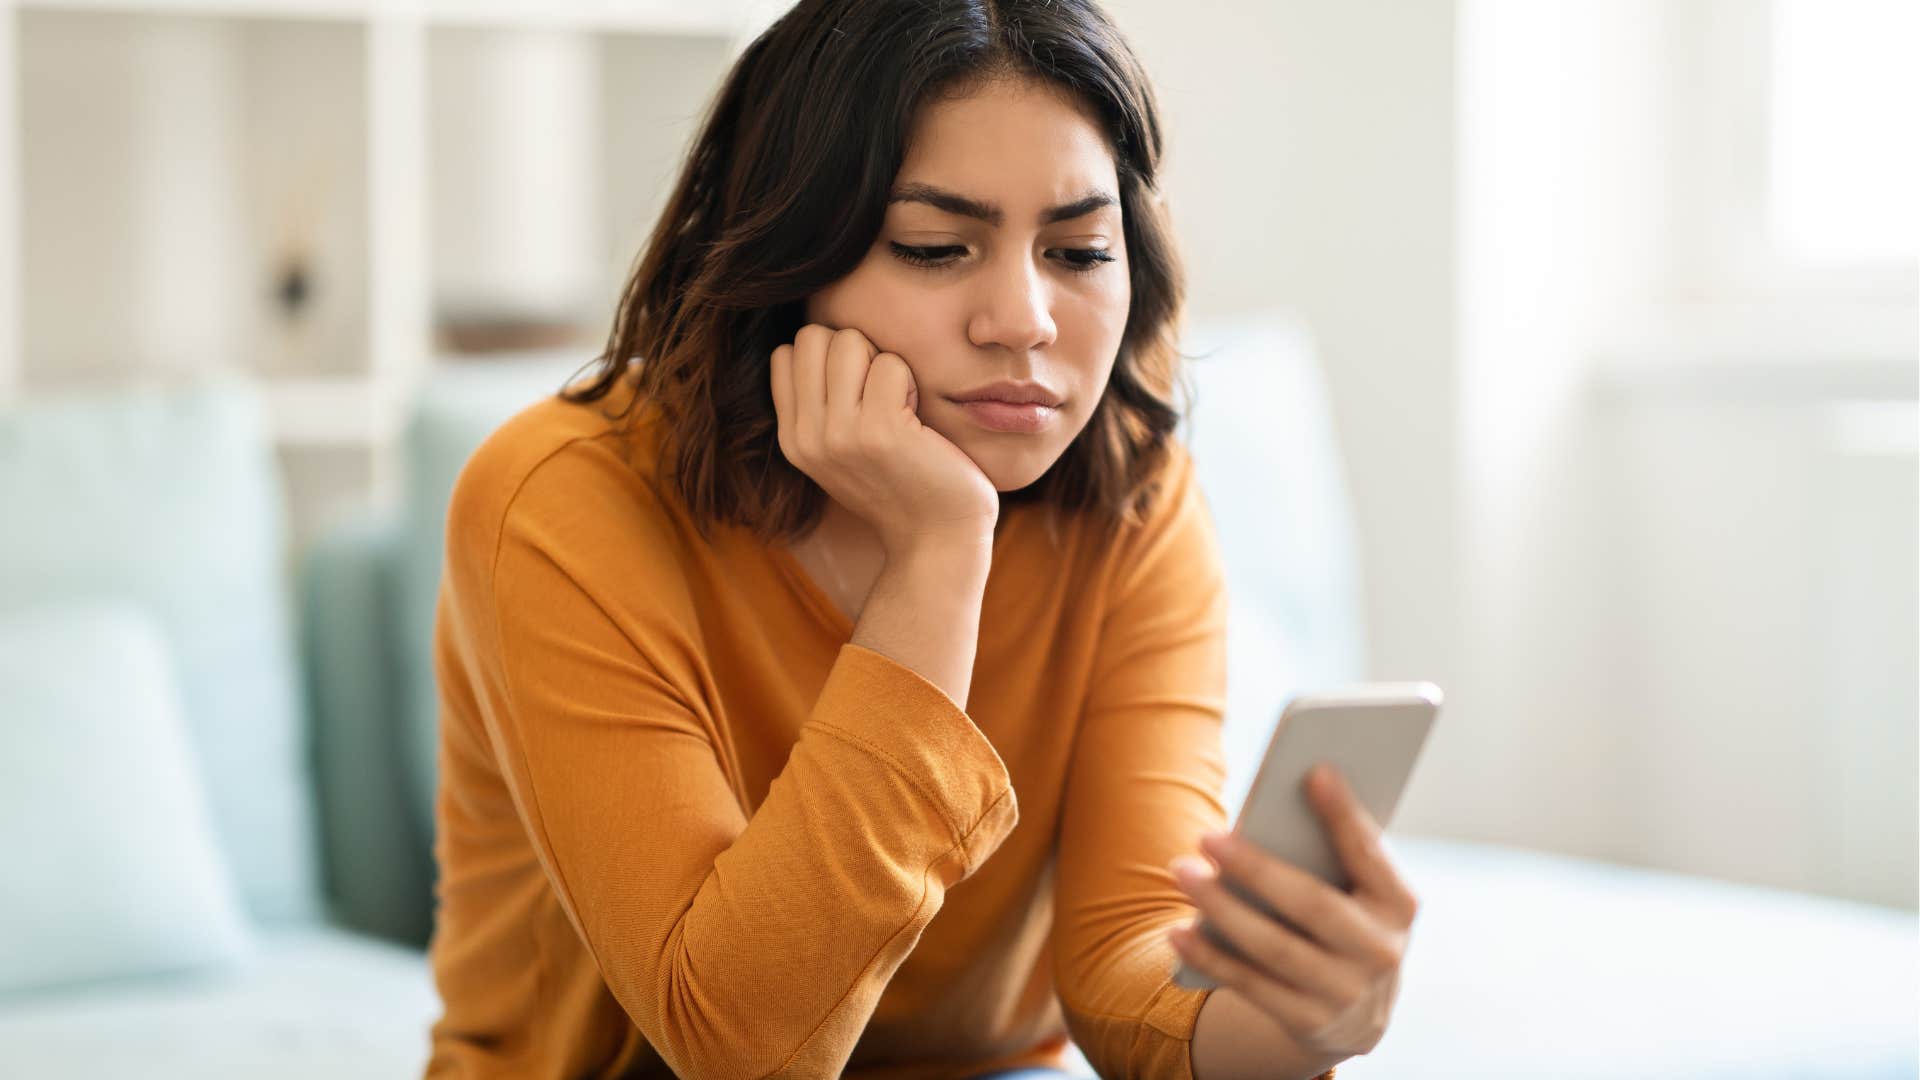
top-left (298, 513), bottom-right (435, 948)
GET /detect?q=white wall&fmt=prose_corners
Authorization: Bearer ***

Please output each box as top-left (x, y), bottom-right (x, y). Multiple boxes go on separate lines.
top-left (1449, 0), bottom-right (1670, 861)
top-left (1105, 0), bottom-right (1463, 703)
top-left (594, 33), bottom-right (739, 323)
top-left (1602, 388), bottom-right (1917, 906)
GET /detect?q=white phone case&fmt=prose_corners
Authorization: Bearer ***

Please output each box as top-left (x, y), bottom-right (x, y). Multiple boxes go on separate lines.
top-left (1171, 682), bottom-right (1441, 991)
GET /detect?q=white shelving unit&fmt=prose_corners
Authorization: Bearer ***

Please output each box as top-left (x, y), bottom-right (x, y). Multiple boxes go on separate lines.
top-left (8, 0), bottom-right (754, 32)
top-left (0, 0), bottom-right (776, 548)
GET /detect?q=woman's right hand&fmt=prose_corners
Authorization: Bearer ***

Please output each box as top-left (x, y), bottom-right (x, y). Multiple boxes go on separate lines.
top-left (770, 324), bottom-right (999, 559)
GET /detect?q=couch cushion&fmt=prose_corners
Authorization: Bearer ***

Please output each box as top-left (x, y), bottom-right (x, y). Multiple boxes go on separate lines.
top-left (299, 515), bottom-right (436, 947)
top-left (0, 379), bottom-right (321, 921)
top-left (1340, 836), bottom-right (1918, 1078)
top-left (0, 602), bottom-right (252, 994)
top-left (396, 353), bottom-right (598, 836)
top-left (0, 925), bottom-right (439, 1078)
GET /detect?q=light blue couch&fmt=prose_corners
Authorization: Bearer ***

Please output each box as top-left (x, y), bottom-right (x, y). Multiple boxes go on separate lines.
top-left (0, 376), bottom-right (439, 1076)
top-left (1, 313), bottom-right (1912, 1077)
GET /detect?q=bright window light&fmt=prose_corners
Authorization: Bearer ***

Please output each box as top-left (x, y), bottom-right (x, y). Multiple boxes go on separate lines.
top-left (1769, 0), bottom-right (1919, 265)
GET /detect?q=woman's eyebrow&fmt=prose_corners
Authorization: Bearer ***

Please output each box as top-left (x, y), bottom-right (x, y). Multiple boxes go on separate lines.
top-left (888, 182), bottom-right (1117, 226)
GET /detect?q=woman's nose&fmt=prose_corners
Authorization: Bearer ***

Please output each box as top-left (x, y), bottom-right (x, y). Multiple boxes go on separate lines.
top-left (967, 256), bottom-right (1057, 354)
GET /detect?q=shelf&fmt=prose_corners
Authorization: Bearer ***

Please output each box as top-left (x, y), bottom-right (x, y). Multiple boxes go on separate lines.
top-left (0, 0), bottom-right (747, 479)
top-left (421, 0), bottom-right (752, 34)
top-left (10, 0), bottom-right (374, 20)
top-left (7, 0), bottom-right (759, 35)
top-left (13, 8), bottom-right (374, 386)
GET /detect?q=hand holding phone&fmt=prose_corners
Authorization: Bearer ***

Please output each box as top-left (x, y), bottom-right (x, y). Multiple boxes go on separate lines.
top-left (1169, 682), bottom-right (1439, 991)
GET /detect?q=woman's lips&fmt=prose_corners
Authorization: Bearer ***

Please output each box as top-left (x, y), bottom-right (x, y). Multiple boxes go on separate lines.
top-left (954, 399), bottom-right (1061, 433)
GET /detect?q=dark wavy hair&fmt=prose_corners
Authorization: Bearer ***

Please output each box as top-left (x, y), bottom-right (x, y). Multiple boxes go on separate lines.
top-left (561, 0), bottom-right (1188, 543)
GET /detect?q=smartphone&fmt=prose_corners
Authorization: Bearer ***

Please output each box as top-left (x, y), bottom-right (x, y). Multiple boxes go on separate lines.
top-left (1172, 682), bottom-right (1442, 991)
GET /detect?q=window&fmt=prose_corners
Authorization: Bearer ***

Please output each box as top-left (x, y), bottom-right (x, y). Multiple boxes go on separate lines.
top-left (1656, 0), bottom-right (1915, 361)
top-left (1768, 0), bottom-right (1918, 266)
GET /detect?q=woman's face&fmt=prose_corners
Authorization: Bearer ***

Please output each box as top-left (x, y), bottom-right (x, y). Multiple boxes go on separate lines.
top-left (806, 75), bottom-right (1131, 492)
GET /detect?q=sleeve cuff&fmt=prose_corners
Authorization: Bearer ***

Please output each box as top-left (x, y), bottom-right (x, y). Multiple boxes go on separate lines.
top-left (1161, 984), bottom-right (1335, 1080)
top-left (806, 642), bottom-right (1019, 873)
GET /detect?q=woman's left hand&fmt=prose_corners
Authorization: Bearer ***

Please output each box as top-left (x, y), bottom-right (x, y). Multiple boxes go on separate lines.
top-left (1167, 763), bottom-right (1419, 1058)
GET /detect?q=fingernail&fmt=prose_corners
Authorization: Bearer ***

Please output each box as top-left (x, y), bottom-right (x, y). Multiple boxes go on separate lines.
top-left (1170, 855), bottom-right (1210, 883)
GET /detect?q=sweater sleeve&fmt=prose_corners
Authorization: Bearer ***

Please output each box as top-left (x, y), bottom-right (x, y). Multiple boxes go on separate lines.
top-left (450, 446), bottom-right (1020, 1079)
top-left (1050, 449), bottom-right (1335, 1080)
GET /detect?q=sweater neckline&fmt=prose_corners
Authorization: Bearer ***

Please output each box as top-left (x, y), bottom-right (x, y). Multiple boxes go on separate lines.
top-left (765, 538), bottom-right (857, 643)
top-left (760, 509), bottom-right (1031, 645)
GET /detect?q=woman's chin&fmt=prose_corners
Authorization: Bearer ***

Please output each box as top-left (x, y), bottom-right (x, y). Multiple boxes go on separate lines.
top-left (977, 452), bottom-right (1057, 494)
top-left (935, 425), bottom-right (1063, 493)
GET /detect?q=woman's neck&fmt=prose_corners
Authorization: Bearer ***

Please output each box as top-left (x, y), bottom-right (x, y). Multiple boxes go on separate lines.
top-left (811, 498), bottom-right (885, 561)
top-left (790, 499), bottom-right (889, 622)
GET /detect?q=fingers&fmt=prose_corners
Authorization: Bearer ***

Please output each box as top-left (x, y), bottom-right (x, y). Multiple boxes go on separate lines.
top-left (863, 352), bottom-right (916, 422)
top-left (775, 324), bottom-right (910, 470)
top-left (1306, 766), bottom-right (1421, 927)
top-left (789, 324), bottom-right (880, 441)
top-left (1168, 917), bottom-right (1338, 1040)
top-left (766, 321), bottom-right (999, 550)
top-left (791, 323), bottom-right (834, 425)
top-left (769, 343), bottom-right (795, 440)
top-left (824, 327), bottom-right (875, 434)
top-left (1171, 857), bottom-right (1355, 1001)
top-left (1197, 832), bottom-right (1393, 967)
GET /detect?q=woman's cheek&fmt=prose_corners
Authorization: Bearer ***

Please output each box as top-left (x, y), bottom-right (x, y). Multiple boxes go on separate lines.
top-left (826, 280), bottom-right (938, 359)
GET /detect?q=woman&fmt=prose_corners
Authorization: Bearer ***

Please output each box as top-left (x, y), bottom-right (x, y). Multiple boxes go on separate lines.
top-left (423, 1), bottom-right (1418, 1077)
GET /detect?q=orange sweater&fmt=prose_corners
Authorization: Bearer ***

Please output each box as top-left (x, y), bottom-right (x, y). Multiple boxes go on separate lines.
top-left (425, 370), bottom-right (1336, 1079)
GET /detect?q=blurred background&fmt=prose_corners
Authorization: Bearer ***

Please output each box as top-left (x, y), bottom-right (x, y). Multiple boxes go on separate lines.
top-left (0, 0), bottom-right (1913, 1076)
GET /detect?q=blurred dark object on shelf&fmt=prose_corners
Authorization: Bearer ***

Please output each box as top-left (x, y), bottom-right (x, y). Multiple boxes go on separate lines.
top-left (274, 256), bottom-right (314, 320)
top-left (435, 310), bottom-right (599, 358)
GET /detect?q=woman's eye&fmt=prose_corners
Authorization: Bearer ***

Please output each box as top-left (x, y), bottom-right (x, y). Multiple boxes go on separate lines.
top-left (888, 242), bottom-right (1117, 273)
top-left (890, 243), bottom-right (967, 268)
top-left (1053, 248), bottom-right (1117, 273)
